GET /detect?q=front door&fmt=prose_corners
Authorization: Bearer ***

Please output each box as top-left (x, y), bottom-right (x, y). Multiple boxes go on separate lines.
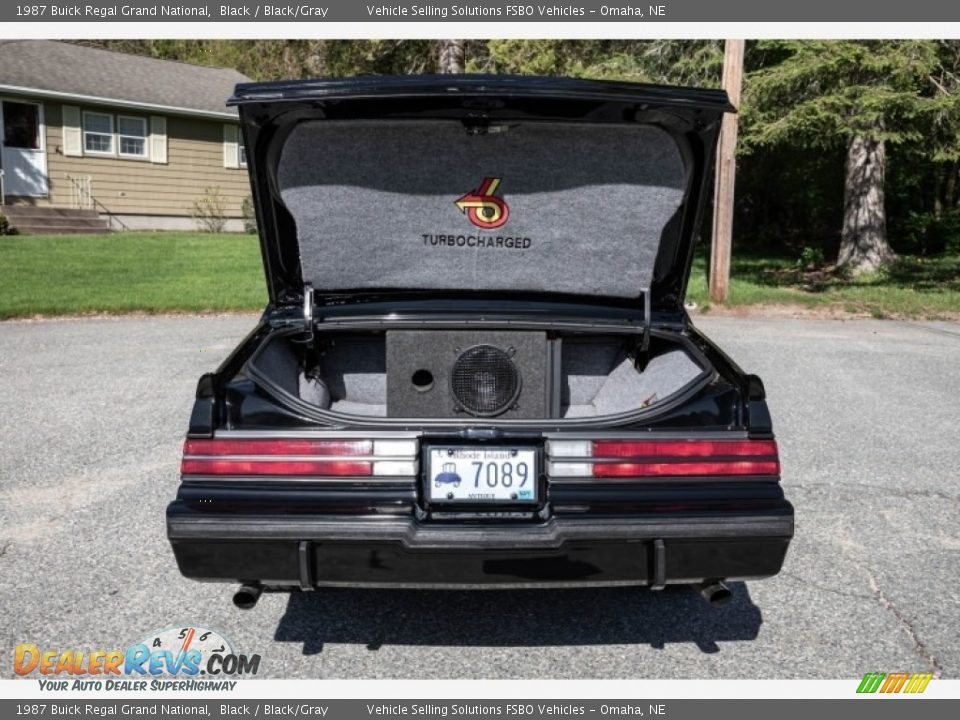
top-left (0, 99), bottom-right (48, 198)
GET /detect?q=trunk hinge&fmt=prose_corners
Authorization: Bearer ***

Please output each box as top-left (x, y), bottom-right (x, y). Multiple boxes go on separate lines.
top-left (637, 289), bottom-right (652, 370)
top-left (302, 283), bottom-right (315, 342)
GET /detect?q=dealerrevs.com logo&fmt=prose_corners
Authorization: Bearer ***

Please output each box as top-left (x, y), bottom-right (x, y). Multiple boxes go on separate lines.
top-left (14, 626), bottom-right (260, 691)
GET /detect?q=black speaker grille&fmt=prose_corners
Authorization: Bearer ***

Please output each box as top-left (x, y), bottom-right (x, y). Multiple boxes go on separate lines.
top-left (451, 345), bottom-right (521, 417)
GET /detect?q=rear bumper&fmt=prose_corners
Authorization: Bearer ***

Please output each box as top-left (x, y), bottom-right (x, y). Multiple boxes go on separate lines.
top-left (166, 505), bottom-right (793, 588)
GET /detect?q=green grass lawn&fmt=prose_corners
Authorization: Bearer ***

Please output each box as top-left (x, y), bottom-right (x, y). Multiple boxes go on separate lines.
top-left (686, 251), bottom-right (960, 319)
top-left (1, 232), bottom-right (958, 320)
top-left (0, 232), bottom-right (267, 319)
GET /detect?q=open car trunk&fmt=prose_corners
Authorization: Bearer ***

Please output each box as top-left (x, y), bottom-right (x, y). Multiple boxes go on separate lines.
top-left (247, 328), bottom-right (709, 422)
top-left (230, 75), bottom-right (730, 425)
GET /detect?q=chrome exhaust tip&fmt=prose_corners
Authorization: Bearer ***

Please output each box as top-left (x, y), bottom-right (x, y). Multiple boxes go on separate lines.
top-left (232, 582), bottom-right (263, 610)
top-left (694, 579), bottom-right (733, 607)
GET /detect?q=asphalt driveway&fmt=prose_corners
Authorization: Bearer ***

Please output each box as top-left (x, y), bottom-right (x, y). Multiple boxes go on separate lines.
top-left (1, 315), bottom-right (957, 678)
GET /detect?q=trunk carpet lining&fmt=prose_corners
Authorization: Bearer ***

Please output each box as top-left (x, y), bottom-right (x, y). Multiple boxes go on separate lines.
top-left (277, 120), bottom-right (688, 299)
top-left (261, 336), bottom-right (702, 419)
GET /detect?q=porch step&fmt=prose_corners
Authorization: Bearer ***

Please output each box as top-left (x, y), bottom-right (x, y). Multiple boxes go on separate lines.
top-left (0, 205), bottom-right (110, 235)
top-left (3, 215), bottom-right (109, 229)
top-left (10, 225), bottom-right (112, 235)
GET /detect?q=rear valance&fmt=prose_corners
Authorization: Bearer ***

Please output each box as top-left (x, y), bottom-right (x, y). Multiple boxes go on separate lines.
top-left (278, 119), bottom-right (689, 299)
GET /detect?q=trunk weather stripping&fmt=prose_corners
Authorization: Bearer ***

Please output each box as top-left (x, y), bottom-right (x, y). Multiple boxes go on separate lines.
top-left (638, 289), bottom-right (652, 370)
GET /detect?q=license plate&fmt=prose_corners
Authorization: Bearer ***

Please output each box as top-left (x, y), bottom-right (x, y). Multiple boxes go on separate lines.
top-left (426, 447), bottom-right (538, 504)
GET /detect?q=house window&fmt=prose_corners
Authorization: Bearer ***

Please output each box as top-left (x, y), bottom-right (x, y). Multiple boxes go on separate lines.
top-left (83, 112), bottom-right (114, 154)
top-left (117, 116), bottom-right (148, 158)
top-left (2, 101), bottom-right (41, 149)
top-left (239, 132), bottom-right (247, 167)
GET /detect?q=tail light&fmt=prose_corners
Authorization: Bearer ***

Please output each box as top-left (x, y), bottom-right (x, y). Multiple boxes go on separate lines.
top-left (547, 439), bottom-right (780, 478)
top-left (180, 438), bottom-right (418, 477)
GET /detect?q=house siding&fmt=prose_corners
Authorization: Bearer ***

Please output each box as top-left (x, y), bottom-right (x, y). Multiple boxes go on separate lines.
top-left (10, 96), bottom-right (250, 219)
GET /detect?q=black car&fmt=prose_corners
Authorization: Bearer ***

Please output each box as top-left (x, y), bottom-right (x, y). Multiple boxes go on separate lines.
top-left (166, 74), bottom-right (793, 608)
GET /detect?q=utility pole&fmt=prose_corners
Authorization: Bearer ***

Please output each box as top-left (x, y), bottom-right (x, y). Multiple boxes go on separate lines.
top-left (709, 39), bottom-right (745, 304)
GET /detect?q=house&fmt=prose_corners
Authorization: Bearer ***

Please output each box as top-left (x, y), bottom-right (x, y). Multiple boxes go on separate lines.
top-left (0, 40), bottom-right (253, 232)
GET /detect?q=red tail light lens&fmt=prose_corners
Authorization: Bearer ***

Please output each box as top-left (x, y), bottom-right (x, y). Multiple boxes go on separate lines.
top-left (592, 440), bottom-right (778, 458)
top-left (547, 438), bottom-right (780, 478)
top-left (180, 458), bottom-right (372, 476)
top-left (593, 459), bottom-right (780, 477)
top-left (181, 438), bottom-right (373, 477)
top-left (591, 440), bottom-right (779, 478)
top-left (182, 439), bottom-right (371, 457)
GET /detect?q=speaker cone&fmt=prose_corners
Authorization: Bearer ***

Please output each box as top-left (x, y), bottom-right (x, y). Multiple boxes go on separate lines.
top-left (451, 344), bottom-right (521, 417)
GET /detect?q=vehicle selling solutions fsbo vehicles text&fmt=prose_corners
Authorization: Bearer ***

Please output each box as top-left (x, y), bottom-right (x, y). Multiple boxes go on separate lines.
top-left (365, 5), bottom-right (591, 18)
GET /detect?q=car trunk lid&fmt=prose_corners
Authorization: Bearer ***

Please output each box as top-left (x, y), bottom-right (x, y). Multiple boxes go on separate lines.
top-left (231, 74), bottom-right (731, 316)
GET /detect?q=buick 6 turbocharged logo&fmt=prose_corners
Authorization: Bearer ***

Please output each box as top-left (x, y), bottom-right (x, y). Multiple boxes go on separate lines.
top-left (455, 177), bottom-right (510, 229)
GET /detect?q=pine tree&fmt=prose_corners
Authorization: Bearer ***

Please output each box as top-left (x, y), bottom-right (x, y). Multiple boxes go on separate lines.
top-left (477, 40), bottom-right (722, 86)
top-left (742, 41), bottom-right (940, 273)
top-left (929, 41), bottom-right (960, 215)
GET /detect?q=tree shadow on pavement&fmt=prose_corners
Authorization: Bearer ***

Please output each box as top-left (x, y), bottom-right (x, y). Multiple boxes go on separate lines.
top-left (272, 582), bottom-right (762, 658)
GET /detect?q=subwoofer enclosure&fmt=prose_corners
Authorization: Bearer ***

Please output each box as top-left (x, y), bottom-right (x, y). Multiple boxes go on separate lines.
top-left (386, 330), bottom-right (552, 418)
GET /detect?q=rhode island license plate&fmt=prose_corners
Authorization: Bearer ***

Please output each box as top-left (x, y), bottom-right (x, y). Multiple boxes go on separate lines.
top-left (426, 447), bottom-right (538, 504)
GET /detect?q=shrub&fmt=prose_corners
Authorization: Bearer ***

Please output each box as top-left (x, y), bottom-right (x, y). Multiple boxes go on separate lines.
top-left (191, 186), bottom-right (228, 233)
top-left (898, 209), bottom-right (960, 256)
top-left (796, 246), bottom-right (826, 270)
top-left (0, 213), bottom-right (18, 236)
